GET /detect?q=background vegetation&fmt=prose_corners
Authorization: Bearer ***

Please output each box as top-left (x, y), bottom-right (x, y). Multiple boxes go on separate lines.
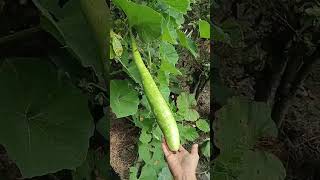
top-left (213, 0), bottom-right (320, 179)
top-left (110, 0), bottom-right (211, 179)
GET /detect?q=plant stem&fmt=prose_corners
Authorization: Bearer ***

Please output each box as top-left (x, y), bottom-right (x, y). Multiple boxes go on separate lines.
top-left (0, 26), bottom-right (42, 46)
top-left (147, 43), bottom-right (152, 69)
top-left (272, 49), bottom-right (320, 128)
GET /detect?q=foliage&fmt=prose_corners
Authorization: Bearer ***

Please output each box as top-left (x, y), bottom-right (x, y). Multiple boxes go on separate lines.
top-left (213, 2), bottom-right (320, 179)
top-left (0, 0), bottom-right (109, 179)
top-left (111, 0), bottom-right (210, 179)
top-left (213, 97), bottom-right (286, 180)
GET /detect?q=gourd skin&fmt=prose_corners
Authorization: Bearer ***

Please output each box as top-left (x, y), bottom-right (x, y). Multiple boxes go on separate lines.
top-left (131, 36), bottom-right (180, 151)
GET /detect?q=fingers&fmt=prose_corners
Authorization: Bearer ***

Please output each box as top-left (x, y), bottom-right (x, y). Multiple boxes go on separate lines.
top-left (191, 144), bottom-right (199, 156)
top-left (178, 145), bottom-right (187, 152)
top-left (161, 138), bottom-right (172, 157)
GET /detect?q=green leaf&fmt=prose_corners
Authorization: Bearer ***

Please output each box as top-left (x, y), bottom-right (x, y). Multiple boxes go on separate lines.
top-left (79, 0), bottom-right (110, 61)
top-left (184, 109), bottom-right (199, 122)
top-left (177, 30), bottom-right (198, 58)
top-left (152, 125), bottom-right (163, 141)
top-left (139, 129), bottom-right (152, 144)
top-left (150, 142), bottom-right (166, 173)
top-left (161, 17), bottom-right (178, 44)
top-left (160, 0), bottom-right (190, 14)
top-left (162, 4), bottom-right (185, 25)
top-left (239, 151), bottom-right (286, 180)
top-left (113, 0), bottom-right (163, 41)
top-left (180, 125), bottom-right (199, 142)
top-left (157, 70), bottom-right (170, 87)
top-left (159, 85), bottom-right (171, 102)
top-left (33, 0), bottom-right (106, 78)
top-left (177, 92), bottom-right (200, 121)
top-left (110, 80), bottom-right (139, 118)
top-left (184, 126), bottom-right (199, 141)
top-left (141, 95), bottom-right (151, 111)
top-left (111, 30), bottom-right (123, 57)
top-left (118, 50), bottom-right (142, 84)
top-left (139, 164), bottom-right (157, 180)
top-left (110, 44), bottom-right (115, 59)
top-left (132, 110), bottom-right (155, 130)
top-left (159, 59), bottom-right (181, 75)
top-left (214, 97), bottom-right (278, 162)
top-left (158, 166), bottom-right (173, 180)
top-left (198, 20), bottom-right (210, 39)
top-left (129, 167), bottom-right (139, 180)
top-left (214, 97), bottom-right (277, 153)
top-left (196, 119), bottom-right (210, 132)
top-left (159, 42), bottom-right (179, 65)
top-left (201, 140), bottom-right (210, 158)
top-left (0, 58), bottom-right (94, 178)
top-left (139, 143), bottom-right (152, 163)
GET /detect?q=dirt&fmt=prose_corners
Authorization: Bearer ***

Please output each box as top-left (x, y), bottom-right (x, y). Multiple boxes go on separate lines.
top-left (0, 145), bottom-right (21, 180)
top-left (282, 61), bottom-right (320, 180)
top-left (110, 114), bottom-right (139, 180)
top-left (197, 82), bottom-right (210, 118)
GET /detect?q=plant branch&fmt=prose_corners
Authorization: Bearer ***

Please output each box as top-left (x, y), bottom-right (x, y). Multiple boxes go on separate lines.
top-left (272, 49), bottom-right (320, 128)
top-left (0, 26), bottom-right (42, 46)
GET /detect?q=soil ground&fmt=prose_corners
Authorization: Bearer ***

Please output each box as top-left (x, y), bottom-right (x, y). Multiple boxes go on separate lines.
top-left (110, 116), bottom-right (139, 180)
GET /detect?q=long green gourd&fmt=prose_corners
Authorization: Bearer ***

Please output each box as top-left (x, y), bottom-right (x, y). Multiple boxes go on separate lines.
top-left (131, 34), bottom-right (180, 151)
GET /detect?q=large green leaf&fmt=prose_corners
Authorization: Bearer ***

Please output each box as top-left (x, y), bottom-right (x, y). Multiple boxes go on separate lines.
top-left (0, 58), bottom-right (94, 178)
top-left (239, 151), bottom-right (286, 180)
top-left (33, 0), bottom-right (106, 78)
top-left (213, 97), bottom-right (284, 179)
top-left (214, 97), bottom-right (277, 158)
top-left (80, 0), bottom-right (110, 61)
top-left (113, 0), bottom-right (164, 41)
top-left (110, 80), bottom-right (139, 118)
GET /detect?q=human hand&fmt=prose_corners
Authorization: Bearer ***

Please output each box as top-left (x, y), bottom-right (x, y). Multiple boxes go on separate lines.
top-left (161, 138), bottom-right (199, 180)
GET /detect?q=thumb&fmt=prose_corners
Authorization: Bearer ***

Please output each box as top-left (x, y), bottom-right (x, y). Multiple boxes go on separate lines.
top-left (191, 144), bottom-right (199, 156)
